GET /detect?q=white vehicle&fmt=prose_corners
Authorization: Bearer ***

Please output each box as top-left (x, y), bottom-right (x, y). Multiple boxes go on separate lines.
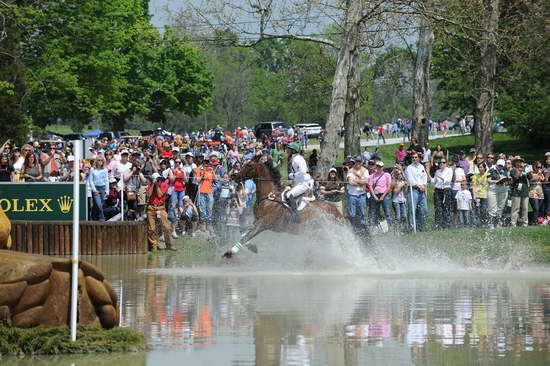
top-left (295, 123), bottom-right (322, 138)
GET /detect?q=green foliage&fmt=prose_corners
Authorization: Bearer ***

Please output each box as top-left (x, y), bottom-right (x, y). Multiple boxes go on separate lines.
top-left (0, 325), bottom-right (145, 356)
top-left (1, 0), bottom-right (212, 133)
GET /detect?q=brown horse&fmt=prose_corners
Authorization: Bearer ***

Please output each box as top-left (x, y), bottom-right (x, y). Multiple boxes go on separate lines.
top-left (222, 157), bottom-right (344, 258)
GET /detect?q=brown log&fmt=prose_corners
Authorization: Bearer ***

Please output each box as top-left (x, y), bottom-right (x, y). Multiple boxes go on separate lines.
top-left (0, 281), bottom-right (27, 307)
top-left (26, 223), bottom-right (33, 254)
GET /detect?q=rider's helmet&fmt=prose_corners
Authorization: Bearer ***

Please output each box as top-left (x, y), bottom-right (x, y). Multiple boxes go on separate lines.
top-left (287, 142), bottom-right (301, 153)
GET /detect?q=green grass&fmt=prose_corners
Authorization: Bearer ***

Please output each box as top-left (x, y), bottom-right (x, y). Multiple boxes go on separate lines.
top-left (355, 132), bottom-right (546, 166)
top-left (393, 226), bottom-right (550, 264)
top-left (0, 325), bottom-right (145, 356)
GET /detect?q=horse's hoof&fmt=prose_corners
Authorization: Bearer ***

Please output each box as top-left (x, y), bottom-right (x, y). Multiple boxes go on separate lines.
top-left (222, 251), bottom-right (233, 259)
top-left (246, 244), bottom-right (258, 254)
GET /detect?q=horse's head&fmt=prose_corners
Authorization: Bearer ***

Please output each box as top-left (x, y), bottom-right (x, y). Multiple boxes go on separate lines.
top-left (231, 156), bottom-right (262, 183)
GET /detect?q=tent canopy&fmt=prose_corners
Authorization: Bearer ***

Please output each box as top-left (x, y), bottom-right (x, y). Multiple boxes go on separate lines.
top-left (82, 129), bottom-right (103, 138)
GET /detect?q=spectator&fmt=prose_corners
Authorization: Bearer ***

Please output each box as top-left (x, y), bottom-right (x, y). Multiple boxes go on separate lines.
top-left (528, 162), bottom-right (545, 224)
top-left (472, 163), bottom-right (489, 227)
top-left (320, 168), bottom-right (345, 215)
top-left (429, 144), bottom-right (445, 176)
top-left (146, 172), bottom-right (176, 251)
top-left (510, 157), bottom-right (529, 227)
top-left (391, 165), bottom-right (407, 229)
top-left (41, 143), bottom-right (65, 182)
top-left (168, 157), bottom-right (187, 237)
top-left (377, 125), bottom-right (386, 145)
top-left (346, 157), bottom-right (369, 228)
top-left (430, 157), bottom-right (453, 229)
top-left (395, 143), bottom-right (407, 165)
top-left (455, 182), bottom-right (473, 227)
top-left (361, 146), bottom-right (372, 165)
top-left (487, 159), bottom-right (510, 227)
top-left (195, 157), bottom-right (216, 233)
top-left (367, 161), bottom-right (393, 227)
top-left (0, 154), bottom-right (14, 182)
top-left (543, 154), bottom-right (550, 220)
top-left (450, 156), bottom-right (466, 226)
top-left (103, 177), bottom-right (121, 220)
top-left (181, 195), bottom-right (199, 237)
top-left (405, 153), bottom-right (428, 231)
top-left (22, 152), bottom-right (43, 182)
top-left (88, 156), bottom-right (109, 221)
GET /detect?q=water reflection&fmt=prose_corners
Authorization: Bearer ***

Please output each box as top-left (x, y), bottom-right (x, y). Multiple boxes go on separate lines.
top-left (6, 254), bottom-right (550, 365)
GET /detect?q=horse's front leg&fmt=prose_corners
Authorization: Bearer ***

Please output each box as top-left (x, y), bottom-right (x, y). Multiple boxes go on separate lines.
top-left (222, 225), bottom-right (263, 258)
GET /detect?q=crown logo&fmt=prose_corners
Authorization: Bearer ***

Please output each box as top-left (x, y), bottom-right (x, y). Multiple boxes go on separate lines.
top-left (57, 195), bottom-right (73, 214)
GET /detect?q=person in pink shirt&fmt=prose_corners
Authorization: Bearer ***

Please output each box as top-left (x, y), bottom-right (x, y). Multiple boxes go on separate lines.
top-left (367, 161), bottom-right (393, 226)
top-left (395, 143), bottom-right (407, 165)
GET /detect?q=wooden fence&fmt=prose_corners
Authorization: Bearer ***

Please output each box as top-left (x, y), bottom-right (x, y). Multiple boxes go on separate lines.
top-left (9, 221), bottom-right (147, 255)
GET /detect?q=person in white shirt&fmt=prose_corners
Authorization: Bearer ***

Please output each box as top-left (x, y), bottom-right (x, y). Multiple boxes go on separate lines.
top-left (405, 153), bottom-right (428, 230)
top-left (430, 157), bottom-right (453, 229)
top-left (285, 142), bottom-right (313, 221)
top-left (449, 156), bottom-right (466, 225)
top-left (112, 150), bottom-right (132, 184)
top-left (346, 157), bottom-right (369, 227)
top-left (455, 182), bottom-right (472, 226)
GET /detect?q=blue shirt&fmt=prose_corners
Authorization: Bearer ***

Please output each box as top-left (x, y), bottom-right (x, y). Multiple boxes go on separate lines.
top-left (244, 179), bottom-right (256, 205)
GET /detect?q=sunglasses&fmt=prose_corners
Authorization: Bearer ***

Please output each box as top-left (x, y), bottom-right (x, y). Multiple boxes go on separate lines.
top-left (175, 161), bottom-right (182, 163)
top-left (440, 161), bottom-right (447, 163)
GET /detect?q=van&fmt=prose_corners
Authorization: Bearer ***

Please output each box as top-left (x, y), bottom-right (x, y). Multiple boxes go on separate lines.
top-left (254, 122), bottom-right (287, 138)
top-left (295, 123), bottom-right (322, 138)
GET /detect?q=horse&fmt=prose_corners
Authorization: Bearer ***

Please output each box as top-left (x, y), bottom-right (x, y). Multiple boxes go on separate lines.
top-left (222, 156), bottom-right (345, 258)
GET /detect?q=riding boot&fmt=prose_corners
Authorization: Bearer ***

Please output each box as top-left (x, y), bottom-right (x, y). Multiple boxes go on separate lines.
top-left (286, 194), bottom-right (300, 223)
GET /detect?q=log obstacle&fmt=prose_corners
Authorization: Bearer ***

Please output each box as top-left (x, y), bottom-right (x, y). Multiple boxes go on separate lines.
top-left (8, 221), bottom-right (147, 255)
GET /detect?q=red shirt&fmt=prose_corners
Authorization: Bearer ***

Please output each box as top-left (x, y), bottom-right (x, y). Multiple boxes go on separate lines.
top-left (148, 179), bottom-right (170, 205)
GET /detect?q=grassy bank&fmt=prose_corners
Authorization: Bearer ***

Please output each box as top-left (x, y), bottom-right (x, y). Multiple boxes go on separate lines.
top-left (0, 325), bottom-right (145, 356)
top-left (387, 226), bottom-right (550, 264)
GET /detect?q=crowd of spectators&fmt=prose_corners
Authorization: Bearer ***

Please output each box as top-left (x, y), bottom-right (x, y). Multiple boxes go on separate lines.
top-left (0, 124), bottom-right (548, 249)
top-left (341, 139), bottom-right (550, 233)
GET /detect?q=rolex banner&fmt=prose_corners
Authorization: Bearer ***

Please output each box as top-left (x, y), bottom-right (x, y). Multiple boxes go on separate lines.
top-left (0, 183), bottom-right (87, 221)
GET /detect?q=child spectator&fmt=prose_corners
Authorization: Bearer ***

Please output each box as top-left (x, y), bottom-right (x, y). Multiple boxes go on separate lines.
top-left (455, 182), bottom-right (473, 227)
top-left (181, 196), bottom-right (199, 237)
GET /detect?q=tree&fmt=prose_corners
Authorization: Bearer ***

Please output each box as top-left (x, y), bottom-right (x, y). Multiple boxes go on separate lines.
top-left (411, 0), bottom-right (434, 147)
top-left (171, 0), bottom-right (397, 176)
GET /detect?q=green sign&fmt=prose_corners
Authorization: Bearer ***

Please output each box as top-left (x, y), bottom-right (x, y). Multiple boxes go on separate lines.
top-left (0, 183), bottom-right (87, 221)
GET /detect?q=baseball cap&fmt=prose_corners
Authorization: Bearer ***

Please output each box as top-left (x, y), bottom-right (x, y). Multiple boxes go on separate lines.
top-left (67, 155), bottom-right (75, 162)
top-left (496, 159), bottom-right (505, 166)
top-left (469, 148), bottom-right (477, 153)
top-left (183, 195), bottom-right (191, 201)
top-left (109, 176), bottom-right (117, 183)
top-left (151, 172), bottom-right (161, 180)
top-left (352, 156), bottom-right (362, 163)
top-left (329, 168), bottom-right (337, 173)
top-left (376, 161), bottom-right (384, 167)
top-left (367, 160), bottom-right (375, 165)
top-left (399, 143), bottom-right (404, 147)
top-left (452, 156), bottom-right (459, 163)
top-left (120, 150), bottom-right (129, 155)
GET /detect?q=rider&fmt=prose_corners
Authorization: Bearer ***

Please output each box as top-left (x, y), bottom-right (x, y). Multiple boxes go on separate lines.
top-left (285, 142), bottom-right (313, 221)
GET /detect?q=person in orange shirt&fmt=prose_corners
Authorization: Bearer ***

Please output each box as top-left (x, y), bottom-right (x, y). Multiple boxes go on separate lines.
top-left (194, 157), bottom-right (217, 233)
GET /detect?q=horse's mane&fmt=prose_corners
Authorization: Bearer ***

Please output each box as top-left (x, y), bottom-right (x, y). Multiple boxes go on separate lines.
top-left (263, 159), bottom-right (282, 190)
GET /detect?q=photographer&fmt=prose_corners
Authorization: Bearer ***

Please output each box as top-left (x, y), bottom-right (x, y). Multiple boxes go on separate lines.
top-left (146, 172), bottom-right (177, 251)
top-left (124, 161), bottom-right (148, 220)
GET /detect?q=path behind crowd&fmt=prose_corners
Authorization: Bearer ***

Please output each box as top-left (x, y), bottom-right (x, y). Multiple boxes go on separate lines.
top-left (305, 132), bottom-right (463, 151)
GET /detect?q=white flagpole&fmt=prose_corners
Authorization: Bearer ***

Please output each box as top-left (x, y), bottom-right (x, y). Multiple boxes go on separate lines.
top-left (70, 140), bottom-right (81, 342)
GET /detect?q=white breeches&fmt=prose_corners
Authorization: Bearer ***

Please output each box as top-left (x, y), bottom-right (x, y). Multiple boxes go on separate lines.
top-left (288, 181), bottom-right (313, 198)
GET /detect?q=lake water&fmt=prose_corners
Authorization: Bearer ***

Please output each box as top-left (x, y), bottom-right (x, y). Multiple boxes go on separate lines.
top-left (4, 231), bottom-right (550, 366)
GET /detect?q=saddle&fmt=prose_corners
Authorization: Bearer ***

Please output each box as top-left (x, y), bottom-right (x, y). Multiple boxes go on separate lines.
top-left (278, 187), bottom-right (314, 212)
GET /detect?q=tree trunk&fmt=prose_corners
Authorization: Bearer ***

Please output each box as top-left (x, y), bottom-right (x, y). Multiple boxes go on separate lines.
top-left (411, 6), bottom-right (434, 148)
top-left (475, 0), bottom-right (499, 154)
top-left (318, 0), bottom-right (361, 177)
top-left (343, 43), bottom-right (361, 157)
top-left (112, 114), bottom-right (127, 132)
